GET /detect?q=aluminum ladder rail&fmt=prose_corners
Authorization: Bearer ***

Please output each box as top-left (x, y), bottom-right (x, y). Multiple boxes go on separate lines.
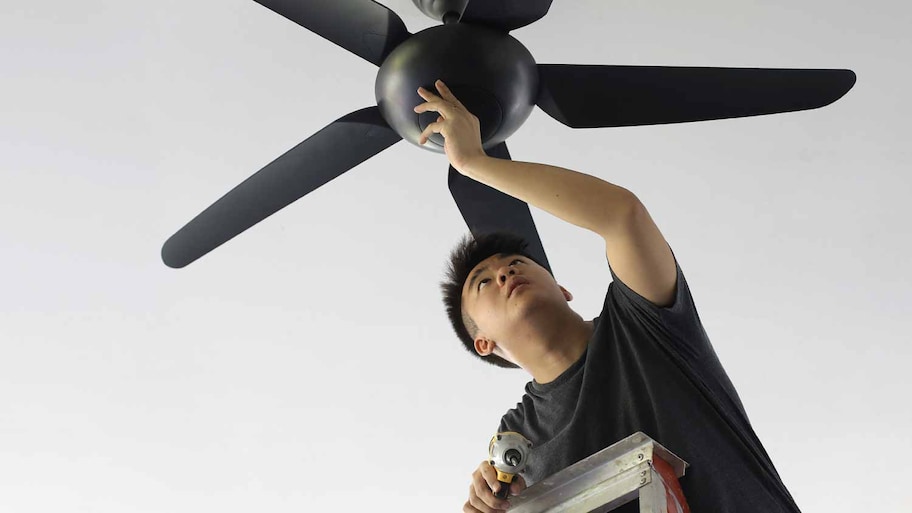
top-left (508, 432), bottom-right (690, 513)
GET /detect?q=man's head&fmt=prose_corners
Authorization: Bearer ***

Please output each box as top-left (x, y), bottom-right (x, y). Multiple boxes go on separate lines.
top-left (440, 232), bottom-right (575, 369)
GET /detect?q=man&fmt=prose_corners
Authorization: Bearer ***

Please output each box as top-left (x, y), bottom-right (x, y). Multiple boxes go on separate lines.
top-left (417, 80), bottom-right (800, 513)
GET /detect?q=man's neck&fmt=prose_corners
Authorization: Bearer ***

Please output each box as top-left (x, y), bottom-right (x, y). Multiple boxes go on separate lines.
top-left (512, 310), bottom-right (594, 385)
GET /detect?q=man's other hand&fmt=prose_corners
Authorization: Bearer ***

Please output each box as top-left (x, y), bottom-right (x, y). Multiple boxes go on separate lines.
top-left (464, 460), bottom-right (527, 513)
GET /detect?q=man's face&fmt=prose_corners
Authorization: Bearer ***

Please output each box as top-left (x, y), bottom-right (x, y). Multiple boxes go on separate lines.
top-left (461, 253), bottom-right (572, 356)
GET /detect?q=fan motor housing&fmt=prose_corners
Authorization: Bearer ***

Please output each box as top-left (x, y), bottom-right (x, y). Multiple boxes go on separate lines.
top-left (375, 23), bottom-right (538, 153)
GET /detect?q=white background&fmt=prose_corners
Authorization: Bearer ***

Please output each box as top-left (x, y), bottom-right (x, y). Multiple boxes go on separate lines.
top-left (2, 0), bottom-right (910, 511)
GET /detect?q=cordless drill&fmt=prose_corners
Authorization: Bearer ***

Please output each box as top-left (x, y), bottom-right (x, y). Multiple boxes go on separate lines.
top-left (488, 431), bottom-right (533, 499)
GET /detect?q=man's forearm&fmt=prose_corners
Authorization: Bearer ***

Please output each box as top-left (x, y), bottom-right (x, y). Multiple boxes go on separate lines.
top-left (459, 155), bottom-right (638, 237)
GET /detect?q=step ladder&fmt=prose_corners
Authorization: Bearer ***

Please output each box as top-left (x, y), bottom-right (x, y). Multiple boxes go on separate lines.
top-left (507, 432), bottom-right (690, 513)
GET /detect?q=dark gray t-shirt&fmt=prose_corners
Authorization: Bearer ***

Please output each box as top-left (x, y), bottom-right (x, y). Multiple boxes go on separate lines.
top-left (498, 251), bottom-right (800, 512)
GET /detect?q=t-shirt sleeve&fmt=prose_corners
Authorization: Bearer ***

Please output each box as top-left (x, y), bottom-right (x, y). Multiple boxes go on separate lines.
top-left (605, 245), bottom-right (712, 358)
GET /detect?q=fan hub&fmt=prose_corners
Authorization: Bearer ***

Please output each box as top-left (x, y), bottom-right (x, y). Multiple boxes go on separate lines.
top-left (375, 23), bottom-right (538, 153)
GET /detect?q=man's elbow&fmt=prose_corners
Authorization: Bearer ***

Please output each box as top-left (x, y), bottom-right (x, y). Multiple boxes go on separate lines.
top-left (592, 188), bottom-right (641, 238)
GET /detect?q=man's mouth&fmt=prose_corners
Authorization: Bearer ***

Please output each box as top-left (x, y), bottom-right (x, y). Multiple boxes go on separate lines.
top-left (509, 281), bottom-right (529, 297)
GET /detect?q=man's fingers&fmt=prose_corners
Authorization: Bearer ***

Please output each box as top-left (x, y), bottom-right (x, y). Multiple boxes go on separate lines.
top-left (435, 80), bottom-right (465, 107)
top-left (474, 467), bottom-right (512, 510)
top-left (469, 483), bottom-right (508, 513)
top-left (413, 98), bottom-right (455, 118)
top-left (418, 120), bottom-right (443, 145)
top-left (418, 115), bottom-right (449, 144)
top-left (472, 475), bottom-right (496, 504)
top-left (416, 86), bottom-right (447, 111)
top-left (510, 475), bottom-right (527, 496)
top-left (416, 81), bottom-right (465, 114)
top-left (480, 461), bottom-right (501, 491)
top-left (467, 487), bottom-right (493, 513)
top-left (417, 86), bottom-right (437, 99)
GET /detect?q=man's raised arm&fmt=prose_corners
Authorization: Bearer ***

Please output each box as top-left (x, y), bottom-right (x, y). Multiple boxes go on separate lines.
top-left (458, 155), bottom-right (638, 238)
top-left (459, 156), bottom-right (677, 308)
top-left (416, 80), bottom-right (677, 307)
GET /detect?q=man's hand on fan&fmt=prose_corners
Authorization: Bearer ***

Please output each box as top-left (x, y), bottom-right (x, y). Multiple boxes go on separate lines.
top-left (414, 79), bottom-right (488, 173)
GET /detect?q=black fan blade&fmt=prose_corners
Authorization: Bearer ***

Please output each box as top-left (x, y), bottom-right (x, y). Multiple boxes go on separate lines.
top-left (252, 0), bottom-right (411, 66)
top-left (461, 0), bottom-right (553, 32)
top-left (162, 107), bottom-right (401, 268)
top-left (536, 64), bottom-right (856, 128)
top-left (448, 142), bottom-right (552, 275)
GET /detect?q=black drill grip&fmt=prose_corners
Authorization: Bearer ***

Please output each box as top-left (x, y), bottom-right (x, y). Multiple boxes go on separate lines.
top-left (494, 479), bottom-right (511, 499)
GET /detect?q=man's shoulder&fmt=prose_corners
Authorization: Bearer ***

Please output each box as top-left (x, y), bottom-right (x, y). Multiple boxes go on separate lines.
top-left (498, 403), bottom-right (525, 431)
top-left (498, 390), bottom-right (535, 431)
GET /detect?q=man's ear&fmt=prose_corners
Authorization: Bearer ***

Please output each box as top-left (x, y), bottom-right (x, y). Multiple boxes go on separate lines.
top-left (559, 285), bottom-right (574, 302)
top-left (474, 337), bottom-right (496, 357)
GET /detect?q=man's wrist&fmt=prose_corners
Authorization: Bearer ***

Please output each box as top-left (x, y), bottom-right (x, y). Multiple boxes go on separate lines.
top-left (456, 152), bottom-right (491, 179)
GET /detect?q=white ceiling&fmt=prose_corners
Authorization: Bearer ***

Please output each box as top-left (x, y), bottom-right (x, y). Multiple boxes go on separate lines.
top-left (2, 0), bottom-right (910, 511)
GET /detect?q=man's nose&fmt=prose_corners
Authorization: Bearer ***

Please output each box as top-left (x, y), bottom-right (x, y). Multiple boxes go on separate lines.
top-left (499, 269), bottom-right (516, 283)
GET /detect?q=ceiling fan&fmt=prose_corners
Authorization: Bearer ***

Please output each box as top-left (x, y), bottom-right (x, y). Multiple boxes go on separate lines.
top-left (161, 0), bottom-right (856, 271)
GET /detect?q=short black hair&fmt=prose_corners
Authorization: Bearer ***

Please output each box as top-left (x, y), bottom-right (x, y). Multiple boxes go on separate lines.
top-left (440, 231), bottom-right (551, 369)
